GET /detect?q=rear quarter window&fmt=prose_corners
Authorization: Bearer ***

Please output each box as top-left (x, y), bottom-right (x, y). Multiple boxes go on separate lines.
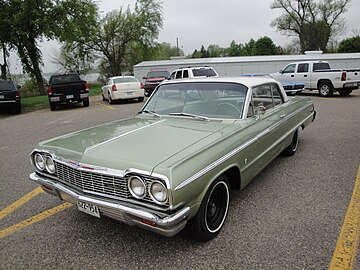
top-left (50, 74), bottom-right (81, 84)
top-left (0, 81), bottom-right (16, 91)
top-left (313, 63), bottom-right (330, 71)
top-left (192, 69), bottom-right (217, 77)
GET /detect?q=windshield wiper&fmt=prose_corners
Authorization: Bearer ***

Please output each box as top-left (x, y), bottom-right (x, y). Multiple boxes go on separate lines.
top-left (139, 110), bottom-right (161, 118)
top-left (168, 112), bottom-right (209, 121)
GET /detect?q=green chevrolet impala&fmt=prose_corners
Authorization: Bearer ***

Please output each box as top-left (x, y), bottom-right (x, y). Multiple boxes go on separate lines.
top-left (29, 76), bottom-right (316, 241)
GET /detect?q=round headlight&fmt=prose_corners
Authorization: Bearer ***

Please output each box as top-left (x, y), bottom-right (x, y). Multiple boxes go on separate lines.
top-left (149, 181), bottom-right (168, 204)
top-left (45, 156), bottom-right (56, 174)
top-left (128, 176), bottom-right (146, 199)
top-left (34, 153), bottom-right (45, 171)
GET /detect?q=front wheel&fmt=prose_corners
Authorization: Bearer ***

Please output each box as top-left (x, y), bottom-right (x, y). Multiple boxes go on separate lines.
top-left (188, 175), bottom-right (230, 241)
top-left (318, 82), bottom-right (333, 97)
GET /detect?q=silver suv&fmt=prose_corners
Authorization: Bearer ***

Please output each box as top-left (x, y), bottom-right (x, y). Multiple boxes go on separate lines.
top-left (168, 66), bottom-right (218, 80)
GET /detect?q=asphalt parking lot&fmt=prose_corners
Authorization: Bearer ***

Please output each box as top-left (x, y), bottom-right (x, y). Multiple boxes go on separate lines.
top-left (1, 91), bottom-right (360, 270)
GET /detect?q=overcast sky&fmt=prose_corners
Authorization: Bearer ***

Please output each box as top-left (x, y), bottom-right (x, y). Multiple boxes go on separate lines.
top-left (99, 0), bottom-right (359, 51)
top-left (8, 0), bottom-right (360, 73)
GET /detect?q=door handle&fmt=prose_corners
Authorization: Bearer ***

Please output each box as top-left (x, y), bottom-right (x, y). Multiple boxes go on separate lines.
top-left (280, 114), bottom-right (286, 118)
top-left (304, 75), bottom-right (307, 77)
top-left (291, 75), bottom-right (294, 77)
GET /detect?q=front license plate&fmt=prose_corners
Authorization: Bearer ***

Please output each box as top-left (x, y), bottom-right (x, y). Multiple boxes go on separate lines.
top-left (125, 92), bottom-right (134, 96)
top-left (77, 201), bottom-right (100, 218)
top-left (66, 94), bottom-right (74, 99)
top-left (0, 95), bottom-right (4, 99)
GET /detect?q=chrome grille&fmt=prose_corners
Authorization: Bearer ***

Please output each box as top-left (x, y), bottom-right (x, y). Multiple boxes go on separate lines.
top-left (54, 161), bottom-right (169, 206)
top-left (56, 162), bottom-right (130, 199)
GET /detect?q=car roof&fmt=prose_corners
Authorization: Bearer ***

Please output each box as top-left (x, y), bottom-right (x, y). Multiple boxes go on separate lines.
top-left (109, 75), bottom-right (136, 79)
top-left (161, 76), bottom-right (281, 88)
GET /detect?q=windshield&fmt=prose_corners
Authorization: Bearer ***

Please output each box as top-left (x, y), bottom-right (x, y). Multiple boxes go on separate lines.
top-left (142, 82), bottom-right (248, 119)
top-left (147, 71), bottom-right (170, 78)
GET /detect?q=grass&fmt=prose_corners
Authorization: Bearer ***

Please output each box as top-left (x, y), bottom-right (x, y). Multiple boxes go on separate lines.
top-left (21, 84), bottom-right (102, 113)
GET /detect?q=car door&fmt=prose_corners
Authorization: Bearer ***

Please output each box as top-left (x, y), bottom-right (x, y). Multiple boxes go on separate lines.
top-left (293, 63), bottom-right (310, 88)
top-left (279, 63), bottom-right (297, 83)
top-left (249, 83), bottom-right (287, 176)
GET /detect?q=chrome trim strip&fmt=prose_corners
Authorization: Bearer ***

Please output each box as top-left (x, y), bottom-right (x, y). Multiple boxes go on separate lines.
top-left (175, 103), bottom-right (313, 191)
top-left (84, 119), bottom-right (166, 153)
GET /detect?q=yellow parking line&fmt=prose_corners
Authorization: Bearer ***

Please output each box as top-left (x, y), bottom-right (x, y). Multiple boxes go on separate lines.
top-left (0, 187), bottom-right (43, 220)
top-left (329, 165), bottom-right (360, 270)
top-left (0, 202), bottom-right (73, 239)
top-left (96, 102), bottom-right (115, 110)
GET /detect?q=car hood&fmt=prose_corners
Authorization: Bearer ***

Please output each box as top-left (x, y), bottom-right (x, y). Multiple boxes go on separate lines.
top-left (37, 116), bottom-right (235, 174)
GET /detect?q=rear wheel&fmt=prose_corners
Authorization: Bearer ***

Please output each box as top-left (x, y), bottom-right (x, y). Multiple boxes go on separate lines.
top-left (338, 89), bottom-right (352, 96)
top-left (188, 175), bottom-right (230, 241)
top-left (50, 103), bottom-right (56, 111)
top-left (13, 101), bottom-right (21, 114)
top-left (83, 98), bottom-right (89, 107)
top-left (318, 82), bottom-right (333, 97)
top-left (283, 129), bottom-right (299, 156)
top-left (108, 92), bottom-right (114, 104)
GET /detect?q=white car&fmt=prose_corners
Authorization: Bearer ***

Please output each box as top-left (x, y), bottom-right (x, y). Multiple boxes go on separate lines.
top-left (101, 76), bottom-right (144, 104)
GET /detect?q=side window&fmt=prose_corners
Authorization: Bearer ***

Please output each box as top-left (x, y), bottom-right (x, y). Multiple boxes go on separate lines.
top-left (297, 63), bottom-right (309, 73)
top-left (169, 72), bottom-right (176, 80)
top-left (283, 64), bottom-right (296, 74)
top-left (270, 84), bottom-right (284, 106)
top-left (183, 70), bottom-right (189, 78)
top-left (175, 71), bottom-right (182, 79)
top-left (252, 84), bottom-right (273, 110)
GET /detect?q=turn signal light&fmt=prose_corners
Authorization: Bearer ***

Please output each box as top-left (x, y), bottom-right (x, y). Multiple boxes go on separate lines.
top-left (112, 85), bottom-right (117, 91)
top-left (47, 86), bottom-right (53, 95)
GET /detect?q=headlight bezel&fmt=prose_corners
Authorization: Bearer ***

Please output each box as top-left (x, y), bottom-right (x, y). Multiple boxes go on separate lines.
top-left (34, 153), bottom-right (46, 171)
top-left (128, 175), bottom-right (147, 199)
top-left (44, 156), bottom-right (56, 174)
top-left (32, 152), bottom-right (56, 175)
top-left (148, 180), bottom-right (168, 205)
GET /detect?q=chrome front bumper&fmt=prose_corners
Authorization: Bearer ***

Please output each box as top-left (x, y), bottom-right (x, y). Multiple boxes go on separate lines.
top-left (29, 172), bottom-right (191, 237)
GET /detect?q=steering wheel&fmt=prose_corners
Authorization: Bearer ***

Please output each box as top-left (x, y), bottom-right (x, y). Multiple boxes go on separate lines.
top-left (215, 102), bottom-right (241, 118)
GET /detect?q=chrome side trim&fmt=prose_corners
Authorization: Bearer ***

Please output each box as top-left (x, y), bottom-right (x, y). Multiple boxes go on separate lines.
top-left (175, 103), bottom-right (314, 191)
top-left (84, 119), bottom-right (166, 153)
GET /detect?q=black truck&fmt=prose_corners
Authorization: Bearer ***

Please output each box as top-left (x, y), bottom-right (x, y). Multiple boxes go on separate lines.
top-left (0, 79), bottom-right (21, 114)
top-left (47, 73), bottom-right (89, 111)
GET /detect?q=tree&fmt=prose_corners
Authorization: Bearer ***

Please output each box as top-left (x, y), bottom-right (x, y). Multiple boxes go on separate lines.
top-left (87, 0), bottom-right (163, 78)
top-left (270, 0), bottom-right (350, 53)
top-left (0, 0), bottom-right (98, 94)
top-left (50, 43), bottom-right (97, 74)
top-left (207, 44), bottom-right (225, 58)
top-left (338, 36), bottom-right (360, 53)
top-left (253, 36), bottom-right (279, 55)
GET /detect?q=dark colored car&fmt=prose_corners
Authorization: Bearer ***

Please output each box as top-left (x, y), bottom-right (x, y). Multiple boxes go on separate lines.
top-left (143, 70), bottom-right (170, 97)
top-left (47, 73), bottom-right (89, 111)
top-left (0, 79), bottom-right (21, 114)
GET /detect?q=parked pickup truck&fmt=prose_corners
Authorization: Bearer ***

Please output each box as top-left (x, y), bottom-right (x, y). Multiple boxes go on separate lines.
top-left (47, 73), bottom-right (89, 111)
top-left (271, 61), bottom-right (360, 97)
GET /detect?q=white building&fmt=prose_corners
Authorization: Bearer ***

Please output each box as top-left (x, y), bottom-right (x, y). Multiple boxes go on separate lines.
top-left (133, 52), bottom-right (360, 83)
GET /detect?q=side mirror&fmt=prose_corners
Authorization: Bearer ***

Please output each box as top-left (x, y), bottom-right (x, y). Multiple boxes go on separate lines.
top-left (17, 85), bottom-right (21, 89)
top-left (142, 76), bottom-right (147, 80)
top-left (279, 70), bottom-right (283, 74)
